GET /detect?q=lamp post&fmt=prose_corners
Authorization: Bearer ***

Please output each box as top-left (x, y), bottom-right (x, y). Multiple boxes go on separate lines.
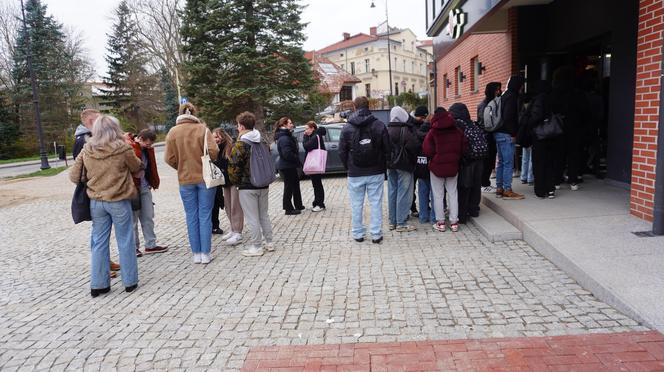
top-left (371, 0), bottom-right (394, 101)
top-left (20, 0), bottom-right (49, 170)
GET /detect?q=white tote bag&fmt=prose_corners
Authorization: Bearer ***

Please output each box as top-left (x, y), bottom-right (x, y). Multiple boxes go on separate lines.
top-left (303, 134), bottom-right (328, 175)
top-left (201, 129), bottom-right (225, 189)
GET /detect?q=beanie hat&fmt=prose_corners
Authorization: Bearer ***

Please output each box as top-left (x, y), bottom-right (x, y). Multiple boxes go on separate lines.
top-left (414, 105), bottom-right (429, 117)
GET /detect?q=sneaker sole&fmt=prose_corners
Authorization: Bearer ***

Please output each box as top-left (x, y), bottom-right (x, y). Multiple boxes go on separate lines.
top-left (241, 252), bottom-right (264, 257)
top-left (143, 249), bottom-right (168, 254)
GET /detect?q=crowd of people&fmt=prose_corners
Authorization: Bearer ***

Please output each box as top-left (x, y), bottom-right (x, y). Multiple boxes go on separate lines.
top-left (71, 68), bottom-right (599, 297)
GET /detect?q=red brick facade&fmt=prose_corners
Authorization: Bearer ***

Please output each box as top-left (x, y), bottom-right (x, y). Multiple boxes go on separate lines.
top-left (630, 0), bottom-right (662, 222)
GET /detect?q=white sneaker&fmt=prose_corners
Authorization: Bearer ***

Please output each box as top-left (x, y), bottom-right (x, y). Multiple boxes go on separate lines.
top-left (312, 206), bottom-right (324, 212)
top-left (200, 253), bottom-right (211, 264)
top-left (241, 245), bottom-right (264, 257)
top-left (226, 233), bottom-right (242, 246)
top-left (192, 253), bottom-right (202, 264)
top-left (221, 232), bottom-right (234, 241)
top-left (264, 242), bottom-right (275, 252)
top-left (482, 186), bottom-right (495, 193)
top-left (570, 184), bottom-right (579, 191)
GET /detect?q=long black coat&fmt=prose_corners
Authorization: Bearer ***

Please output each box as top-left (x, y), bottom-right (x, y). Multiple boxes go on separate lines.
top-left (275, 128), bottom-right (301, 170)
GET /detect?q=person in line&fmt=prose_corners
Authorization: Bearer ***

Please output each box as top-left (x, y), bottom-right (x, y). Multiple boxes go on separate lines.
top-left (69, 115), bottom-right (142, 297)
top-left (449, 103), bottom-right (484, 224)
top-left (550, 66), bottom-right (590, 191)
top-left (477, 82), bottom-right (501, 194)
top-left (494, 76), bottom-right (526, 200)
top-left (165, 103), bottom-right (218, 264)
top-left (423, 108), bottom-right (466, 233)
top-left (127, 129), bottom-right (168, 256)
top-left (413, 110), bottom-right (436, 224)
top-left (212, 128), bottom-right (244, 245)
top-left (302, 121), bottom-right (327, 212)
top-left (526, 81), bottom-right (559, 199)
top-left (274, 117), bottom-right (305, 215)
top-left (387, 106), bottom-right (420, 232)
top-left (339, 96), bottom-right (391, 244)
top-left (409, 105), bottom-right (429, 218)
top-left (74, 108), bottom-right (121, 277)
top-left (228, 112), bottom-right (274, 257)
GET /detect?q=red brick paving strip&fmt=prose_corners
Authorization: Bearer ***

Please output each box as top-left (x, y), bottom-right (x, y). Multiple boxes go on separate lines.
top-left (241, 331), bottom-right (664, 371)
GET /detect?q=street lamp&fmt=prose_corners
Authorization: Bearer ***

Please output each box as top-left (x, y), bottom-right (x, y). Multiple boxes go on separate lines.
top-left (371, 0), bottom-right (394, 101)
top-left (20, 0), bottom-right (50, 170)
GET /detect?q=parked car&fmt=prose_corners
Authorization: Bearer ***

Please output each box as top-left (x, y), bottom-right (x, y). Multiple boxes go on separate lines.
top-left (270, 123), bottom-right (345, 175)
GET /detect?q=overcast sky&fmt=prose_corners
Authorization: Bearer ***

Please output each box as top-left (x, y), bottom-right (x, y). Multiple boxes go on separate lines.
top-left (36, 0), bottom-right (428, 79)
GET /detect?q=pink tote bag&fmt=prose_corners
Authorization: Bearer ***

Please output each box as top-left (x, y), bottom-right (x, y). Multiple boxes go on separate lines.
top-left (303, 134), bottom-right (327, 175)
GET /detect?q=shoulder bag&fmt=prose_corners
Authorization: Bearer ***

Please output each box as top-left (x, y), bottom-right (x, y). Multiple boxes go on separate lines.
top-left (202, 128), bottom-right (225, 188)
top-left (71, 158), bottom-right (91, 224)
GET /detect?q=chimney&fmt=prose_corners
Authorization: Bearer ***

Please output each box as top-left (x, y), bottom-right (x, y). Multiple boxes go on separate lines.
top-left (370, 27), bottom-right (377, 36)
top-left (343, 32), bottom-right (351, 40)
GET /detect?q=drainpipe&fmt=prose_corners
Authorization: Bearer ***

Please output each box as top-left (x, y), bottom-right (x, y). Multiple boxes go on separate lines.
top-left (653, 45), bottom-right (664, 235)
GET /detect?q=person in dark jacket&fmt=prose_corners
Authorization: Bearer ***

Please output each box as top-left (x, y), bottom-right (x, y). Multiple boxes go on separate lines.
top-left (228, 112), bottom-right (274, 257)
top-left (527, 81), bottom-right (560, 199)
top-left (423, 109), bottom-right (467, 233)
top-left (73, 109), bottom-right (100, 159)
top-left (409, 105), bottom-right (429, 218)
top-left (302, 121), bottom-right (326, 211)
top-left (339, 96), bottom-right (391, 244)
top-left (412, 107), bottom-right (437, 224)
top-left (387, 106), bottom-right (420, 232)
top-left (550, 66), bottom-right (590, 190)
top-left (494, 76), bottom-right (525, 200)
top-left (212, 128), bottom-right (244, 245)
top-left (274, 117), bottom-right (305, 215)
top-left (449, 103), bottom-right (484, 224)
top-left (477, 82), bottom-right (501, 193)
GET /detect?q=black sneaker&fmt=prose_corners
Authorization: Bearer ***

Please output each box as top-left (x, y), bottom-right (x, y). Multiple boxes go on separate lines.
top-left (144, 246), bottom-right (168, 254)
top-left (91, 287), bottom-right (110, 298)
top-left (285, 210), bottom-right (301, 215)
top-left (354, 237), bottom-right (365, 243)
top-left (135, 249), bottom-right (143, 257)
top-left (212, 227), bottom-right (224, 235)
top-left (372, 236), bottom-right (383, 244)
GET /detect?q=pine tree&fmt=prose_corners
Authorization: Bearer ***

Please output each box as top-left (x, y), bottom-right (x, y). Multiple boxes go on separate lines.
top-left (160, 67), bottom-right (179, 131)
top-left (104, 0), bottom-right (159, 132)
top-left (0, 93), bottom-right (19, 159)
top-left (181, 0), bottom-right (315, 128)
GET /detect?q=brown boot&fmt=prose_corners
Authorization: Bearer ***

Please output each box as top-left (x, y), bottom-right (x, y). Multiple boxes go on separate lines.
top-left (502, 190), bottom-right (525, 200)
top-left (495, 188), bottom-right (504, 198)
top-left (110, 261), bottom-right (120, 271)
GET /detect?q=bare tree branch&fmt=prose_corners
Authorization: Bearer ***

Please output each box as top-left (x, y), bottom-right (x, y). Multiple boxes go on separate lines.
top-left (0, 2), bottom-right (19, 91)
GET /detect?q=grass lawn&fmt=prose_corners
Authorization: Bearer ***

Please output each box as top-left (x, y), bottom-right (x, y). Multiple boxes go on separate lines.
top-left (0, 155), bottom-right (43, 165)
top-left (9, 166), bottom-right (68, 179)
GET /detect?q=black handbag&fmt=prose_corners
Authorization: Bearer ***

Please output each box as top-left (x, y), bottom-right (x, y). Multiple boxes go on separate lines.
top-left (71, 160), bottom-right (91, 224)
top-left (533, 113), bottom-right (564, 141)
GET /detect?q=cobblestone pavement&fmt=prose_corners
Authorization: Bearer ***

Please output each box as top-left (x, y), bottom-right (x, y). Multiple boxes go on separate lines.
top-left (0, 162), bottom-right (647, 370)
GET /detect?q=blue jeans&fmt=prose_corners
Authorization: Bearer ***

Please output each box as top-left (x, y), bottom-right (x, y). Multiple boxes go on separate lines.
top-left (179, 183), bottom-right (216, 254)
top-left (90, 199), bottom-right (138, 289)
top-left (417, 178), bottom-right (436, 223)
top-left (520, 147), bottom-right (534, 183)
top-left (387, 169), bottom-right (414, 226)
top-left (494, 132), bottom-right (515, 191)
top-left (347, 174), bottom-right (384, 240)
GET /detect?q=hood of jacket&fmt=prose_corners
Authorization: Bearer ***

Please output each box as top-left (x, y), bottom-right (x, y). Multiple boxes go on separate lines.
top-left (347, 108), bottom-right (376, 127)
top-left (431, 110), bottom-right (456, 130)
top-left (507, 75), bottom-right (525, 93)
top-left (175, 114), bottom-right (201, 125)
top-left (84, 142), bottom-right (133, 160)
top-left (74, 124), bottom-right (91, 137)
top-left (448, 103), bottom-right (471, 123)
top-left (240, 129), bottom-right (261, 143)
top-left (274, 127), bottom-right (292, 141)
top-left (390, 106), bottom-right (409, 123)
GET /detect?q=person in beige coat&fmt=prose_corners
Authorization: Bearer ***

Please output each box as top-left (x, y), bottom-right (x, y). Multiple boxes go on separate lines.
top-left (165, 103), bottom-right (218, 264)
top-left (69, 115), bottom-right (142, 298)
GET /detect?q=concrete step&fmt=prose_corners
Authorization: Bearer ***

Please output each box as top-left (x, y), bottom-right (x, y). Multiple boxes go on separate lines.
top-left (470, 203), bottom-right (522, 242)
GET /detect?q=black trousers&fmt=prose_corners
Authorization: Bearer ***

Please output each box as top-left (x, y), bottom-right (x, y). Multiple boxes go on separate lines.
top-left (310, 174), bottom-right (325, 208)
top-left (211, 187), bottom-right (224, 230)
top-left (281, 168), bottom-right (304, 211)
top-left (481, 134), bottom-right (497, 187)
top-left (532, 139), bottom-right (558, 197)
top-left (458, 161), bottom-right (483, 223)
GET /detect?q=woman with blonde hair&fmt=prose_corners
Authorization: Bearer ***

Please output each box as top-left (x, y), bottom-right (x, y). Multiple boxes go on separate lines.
top-left (69, 115), bottom-right (142, 297)
top-left (212, 128), bottom-right (244, 245)
top-left (165, 103), bottom-right (218, 264)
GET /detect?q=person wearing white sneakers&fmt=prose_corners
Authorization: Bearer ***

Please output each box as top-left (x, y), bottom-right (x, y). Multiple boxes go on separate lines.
top-left (212, 128), bottom-right (244, 246)
top-left (228, 112), bottom-right (274, 257)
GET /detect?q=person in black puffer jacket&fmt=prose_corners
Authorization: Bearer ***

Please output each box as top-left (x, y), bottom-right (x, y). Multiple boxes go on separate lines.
top-left (303, 121), bottom-right (327, 211)
top-left (275, 117), bottom-right (305, 215)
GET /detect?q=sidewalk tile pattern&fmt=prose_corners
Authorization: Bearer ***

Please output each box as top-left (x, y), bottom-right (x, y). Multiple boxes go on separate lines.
top-left (242, 331), bottom-right (664, 371)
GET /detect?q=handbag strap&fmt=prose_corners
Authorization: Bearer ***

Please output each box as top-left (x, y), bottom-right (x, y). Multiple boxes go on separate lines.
top-left (317, 134), bottom-right (321, 150)
top-left (79, 155), bottom-right (86, 181)
top-left (203, 127), bottom-right (210, 156)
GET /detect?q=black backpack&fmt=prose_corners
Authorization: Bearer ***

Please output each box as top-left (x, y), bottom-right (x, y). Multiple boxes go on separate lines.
top-left (351, 124), bottom-right (379, 168)
top-left (458, 119), bottom-right (488, 160)
top-left (388, 125), bottom-right (411, 170)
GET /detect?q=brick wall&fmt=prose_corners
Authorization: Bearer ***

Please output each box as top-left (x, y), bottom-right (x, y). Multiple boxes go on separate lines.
top-left (630, 0), bottom-right (663, 221)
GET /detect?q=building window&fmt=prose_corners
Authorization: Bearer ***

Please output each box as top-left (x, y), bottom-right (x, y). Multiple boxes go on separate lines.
top-left (340, 53), bottom-right (344, 57)
top-left (471, 56), bottom-right (480, 93)
top-left (350, 62), bottom-right (355, 75)
top-left (403, 59), bottom-right (406, 72)
top-left (394, 57), bottom-right (397, 71)
top-left (366, 83), bottom-right (371, 97)
top-left (443, 73), bottom-right (448, 100)
top-left (340, 85), bottom-right (353, 101)
top-left (411, 84), bottom-right (415, 93)
top-left (341, 64), bottom-right (345, 71)
top-left (365, 59), bottom-right (370, 73)
top-left (454, 66), bottom-right (460, 96)
top-left (395, 82), bottom-right (399, 96)
top-left (420, 63), bottom-right (424, 75)
top-left (412, 61), bottom-right (415, 74)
